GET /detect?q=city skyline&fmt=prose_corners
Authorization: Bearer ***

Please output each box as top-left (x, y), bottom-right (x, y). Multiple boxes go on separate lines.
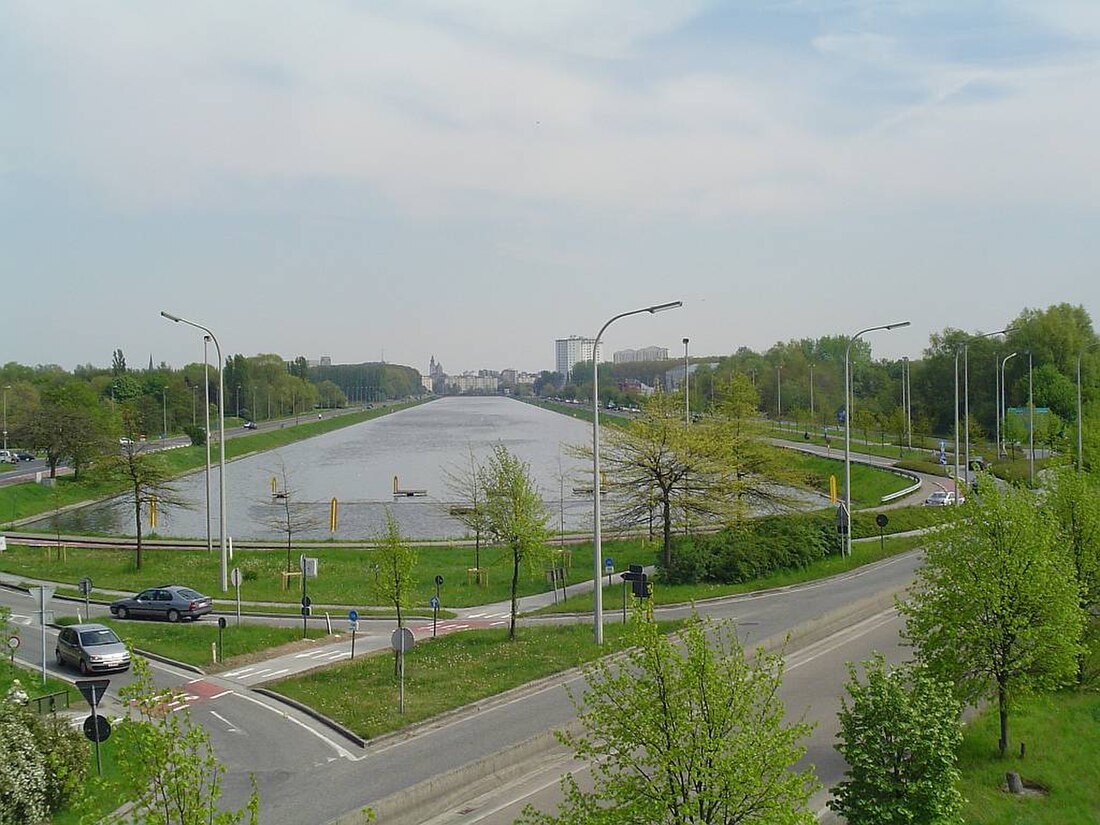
top-left (3, 4), bottom-right (1097, 372)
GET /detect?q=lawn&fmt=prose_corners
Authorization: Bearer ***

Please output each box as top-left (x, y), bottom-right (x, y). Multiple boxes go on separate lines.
top-left (269, 620), bottom-right (681, 739)
top-left (51, 722), bottom-right (146, 825)
top-left (957, 689), bottom-right (1100, 824)
top-left (0, 535), bottom-right (662, 610)
top-left (790, 453), bottom-right (914, 507)
top-left (0, 399), bottom-right (429, 527)
top-left (0, 658), bottom-right (76, 705)
top-left (532, 533), bottom-right (925, 614)
top-left (54, 616), bottom-right (329, 669)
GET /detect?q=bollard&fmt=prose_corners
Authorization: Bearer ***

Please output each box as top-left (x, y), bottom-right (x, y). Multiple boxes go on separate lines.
top-left (325, 612), bottom-right (332, 634)
top-left (211, 641), bottom-right (218, 664)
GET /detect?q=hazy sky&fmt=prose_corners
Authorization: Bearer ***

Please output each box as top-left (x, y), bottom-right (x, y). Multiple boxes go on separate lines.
top-left (3, 2), bottom-right (1097, 375)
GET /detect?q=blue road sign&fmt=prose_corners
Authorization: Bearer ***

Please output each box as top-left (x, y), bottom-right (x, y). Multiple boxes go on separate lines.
top-left (605, 557), bottom-right (614, 570)
top-left (429, 596), bottom-right (440, 610)
top-left (348, 609), bottom-right (359, 622)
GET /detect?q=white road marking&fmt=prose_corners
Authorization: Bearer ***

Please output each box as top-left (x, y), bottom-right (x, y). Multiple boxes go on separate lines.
top-left (209, 710), bottom-right (241, 733)
top-left (221, 667), bottom-right (257, 678)
top-left (228, 691), bottom-right (357, 760)
top-left (208, 689), bottom-right (233, 700)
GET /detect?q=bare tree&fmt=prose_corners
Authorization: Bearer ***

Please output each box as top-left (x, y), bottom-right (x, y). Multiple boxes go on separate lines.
top-left (263, 456), bottom-right (324, 573)
top-left (443, 446), bottom-right (491, 574)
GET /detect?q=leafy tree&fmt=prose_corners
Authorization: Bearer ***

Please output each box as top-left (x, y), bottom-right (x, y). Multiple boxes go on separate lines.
top-left (479, 445), bottom-right (551, 640)
top-left (829, 654), bottom-right (964, 825)
top-left (112, 348), bottom-right (127, 376)
top-left (519, 613), bottom-right (818, 825)
top-left (900, 481), bottom-right (1084, 756)
top-left (110, 657), bottom-right (259, 825)
top-left (0, 699), bottom-right (49, 825)
top-left (97, 411), bottom-right (190, 569)
top-left (29, 380), bottom-right (113, 479)
top-left (368, 509), bottom-right (418, 631)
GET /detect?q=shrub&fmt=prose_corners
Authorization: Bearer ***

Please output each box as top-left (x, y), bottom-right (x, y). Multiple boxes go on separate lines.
top-left (0, 702), bottom-right (49, 825)
top-left (27, 711), bottom-right (88, 813)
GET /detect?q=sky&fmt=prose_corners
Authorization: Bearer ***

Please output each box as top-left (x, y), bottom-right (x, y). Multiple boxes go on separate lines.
top-left (2, 1), bottom-right (1098, 375)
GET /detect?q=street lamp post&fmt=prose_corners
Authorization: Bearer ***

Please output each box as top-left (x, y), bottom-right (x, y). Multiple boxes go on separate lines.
top-left (1, 387), bottom-right (9, 453)
top-left (593, 300), bottom-right (682, 644)
top-left (236, 385), bottom-right (241, 420)
top-left (903, 357), bottom-right (912, 449)
top-left (963, 329), bottom-right (1011, 488)
top-left (776, 365), bottom-right (783, 429)
top-left (162, 311), bottom-right (228, 592)
top-left (1028, 351), bottom-right (1034, 485)
top-left (682, 338), bottom-right (690, 424)
top-left (203, 337), bottom-right (212, 557)
top-left (162, 388), bottom-right (168, 440)
top-left (844, 321), bottom-right (910, 557)
top-left (809, 363), bottom-right (815, 427)
top-left (1000, 352), bottom-right (1017, 458)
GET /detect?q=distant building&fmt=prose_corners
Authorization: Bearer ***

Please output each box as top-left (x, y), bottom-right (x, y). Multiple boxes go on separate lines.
top-left (664, 361), bottom-right (719, 391)
top-left (555, 336), bottom-right (601, 382)
top-left (618, 378), bottom-right (656, 396)
top-left (320, 356), bottom-right (332, 367)
top-left (447, 373), bottom-right (500, 394)
top-left (613, 346), bottom-right (669, 364)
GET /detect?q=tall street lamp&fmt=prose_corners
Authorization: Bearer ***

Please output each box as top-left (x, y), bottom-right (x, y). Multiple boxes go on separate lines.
top-left (1000, 352), bottom-right (1018, 458)
top-left (191, 385), bottom-right (198, 428)
top-left (903, 357), bottom-right (912, 449)
top-left (593, 300), bottom-right (682, 644)
top-left (682, 338), bottom-right (690, 424)
top-left (203, 337), bottom-right (213, 556)
top-left (162, 388), bottom-right (168, 440)
top-left (844, 321), bottom-right (910, 557)
top-left (776, 365), bottom-right (783, 428)
top-left (162, 311), bottom-right (228, 592)
top-left (963, 329), bottom-right (1011, 486)
top-left (1, 387), bottom-right (9, 453)
top-left (236, 385), bottom-right (241, 419)
top-left (809, 363), bottom-right (815, 427)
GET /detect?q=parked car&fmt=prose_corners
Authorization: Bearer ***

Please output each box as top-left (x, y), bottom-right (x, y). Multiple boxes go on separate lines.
top-left (109, 585), bottom-right (214, 622)
top-left (55, 623), bottom-right (131, 675)
top-left (0, 450), bottom-right (17, 464)
top-left (119, 437), bottom-right (134, 446)
top-left (242, 421), bottom-right (258, 430)
top-left (923, 490), bottom-right (963, 506)
top-left (14, 451), bottom-right (34, 461)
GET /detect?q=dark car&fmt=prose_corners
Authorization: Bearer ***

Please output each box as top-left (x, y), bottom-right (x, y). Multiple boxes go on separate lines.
top-left (55, 623), bottom-right (131, 675)
top-left (109, 585), bottom-right (214, 623)
top-left (15, 451), bottom-right (35, 461)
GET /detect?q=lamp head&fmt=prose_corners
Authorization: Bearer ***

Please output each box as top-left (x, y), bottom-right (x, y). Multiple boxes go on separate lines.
top-left (682, 337), bottom-right (689, 345)
top-left (884, 321), bottom-right (911, 331)
top-left (648, 301), bottom-right (682, 314)
top-left (160, 311), bottom-right (181, 322)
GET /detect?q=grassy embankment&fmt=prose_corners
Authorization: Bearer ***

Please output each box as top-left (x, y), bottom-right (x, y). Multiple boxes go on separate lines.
top-left (54, 615), bottom-right (328, 669)
top-left (270, 619), bottom-right (681, 740)
top-left (0, 399), bottom-right (429, 528)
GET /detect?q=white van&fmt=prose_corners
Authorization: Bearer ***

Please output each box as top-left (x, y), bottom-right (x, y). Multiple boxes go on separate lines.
top-left (0, 450), bottom-right (18, 464)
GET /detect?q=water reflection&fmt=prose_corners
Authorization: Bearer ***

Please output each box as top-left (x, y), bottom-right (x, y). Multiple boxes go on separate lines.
top-left (39, 397), bottom-right (598, 540)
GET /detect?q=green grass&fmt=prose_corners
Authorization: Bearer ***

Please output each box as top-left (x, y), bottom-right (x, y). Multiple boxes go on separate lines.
top-left (54, 616), bottom-right (328, 669)
top-left (0, 536), bottom-right (660, 610)
top-left (787, 453), bottom-right (913, 506)
top-left (0, 400), bottom-right (429, 527)
top-left (51, 722), bottom-right (146, 825)
top-left (957, 690), bottom-right (1100, 824)
top-left (532, 533), bottom-right (925, 614)
top-left (0, 658), bottom-right (76, 704)
top-left (269, 620), bottom-right (681, 739)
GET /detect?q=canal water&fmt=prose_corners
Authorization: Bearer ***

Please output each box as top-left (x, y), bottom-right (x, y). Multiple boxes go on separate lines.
top-left (40, 397), bottom-right (599, 541)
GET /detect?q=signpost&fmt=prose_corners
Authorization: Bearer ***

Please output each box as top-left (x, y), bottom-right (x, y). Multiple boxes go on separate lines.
top-left (620, 564), bottom-right (650, 621)
top-left (76, 678), bottom-right (111, 776)
top-left (217, 616), bottom-right (227, 662)
top-left (6, 634), bottom-right (18, 665)
top-left (78, 577), bottom-right (93, 622)
top-left (604, 556), bottom-right (614, 585)
top-left (348, 609), bottom-right (359, 659)
top-left (391, 628), bottom-right (415, 714)
top-left (230, 567), bottom-right (242, 626)
top-left (29, 586), bottom-right (54, 685)
top-left (429, 596), bottom-right (440, 637)
top-left (875, 513), bottom-right (889, 553)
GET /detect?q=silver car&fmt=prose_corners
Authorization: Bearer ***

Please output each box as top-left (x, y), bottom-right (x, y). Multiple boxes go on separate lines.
top-left (55, 623), bottom-right (131, 675)
top-left (109, 585), bottom-right (214, 622)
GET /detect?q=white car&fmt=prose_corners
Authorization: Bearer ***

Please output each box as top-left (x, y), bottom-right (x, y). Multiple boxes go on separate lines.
top-left (0, 450), bottom-right (17, 464)
top-left (924, 490), bottom-right (963, 506)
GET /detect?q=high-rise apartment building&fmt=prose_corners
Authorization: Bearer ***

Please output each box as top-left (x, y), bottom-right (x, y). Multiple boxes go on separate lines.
top-left (555, 336), bottom-right (601, 381)
top-left (613, 346), bottom-right (669, 363)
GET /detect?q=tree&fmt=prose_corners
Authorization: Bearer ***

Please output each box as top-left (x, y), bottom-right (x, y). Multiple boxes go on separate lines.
top-left (518, 613), bottom-right (818, 824)
top-left (110, 657), bottom-right (259, 825)
top-left (368, 509), bottom-right (418, 631)
top-left (900, 481), bottom-right (1084, 756)
top-left (112, 348), bottom-right (127, 376)
top-left (444, 447), bottom-right (491, 573)
top-left (97, 411), bottom-right (189, 569)
top-left (829, 654), bottom-right (964, 825)
top-left (479, 445), bottom-right (551, 640)
top-left (29, 380), bottom-right (113, 479)
top-left (264, 458), bottom-right (323, 573)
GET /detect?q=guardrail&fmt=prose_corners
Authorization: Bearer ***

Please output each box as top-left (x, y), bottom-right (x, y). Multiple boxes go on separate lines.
top-left (32, 690), bottom-right (70, 715)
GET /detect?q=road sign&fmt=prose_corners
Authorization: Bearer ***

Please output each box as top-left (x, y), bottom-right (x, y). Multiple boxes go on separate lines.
top-left (390, 627), bottom-right (415, 652)
top-left (604, 557), bottom-right (614, 570)
top-left (301, 595), bottom-right (312, 608)
top-left (875, 514), bottom-right (889, 528)
top-left (75, 678), bottom-right (111, 708)
top-left (348, 619), bottom-right (359, 634)
top-left (348, 609), bottom-right (359, 623)
top-left (83, 714), bottom-right (112, 742)
top-left (230, 567), bottom-right (242, 587)
top-left (78, 577), bottom-right (93, 596)
top-left (29, 586), bottom-right (55, 604)
top-left (217, 616), bottom-right (227, 629)
top-left (434, 575), bottom-right (444, 587)
top-left (300, 606), bottom-right (311, 617)
top-left (429, 596), bottom-right (440, 610)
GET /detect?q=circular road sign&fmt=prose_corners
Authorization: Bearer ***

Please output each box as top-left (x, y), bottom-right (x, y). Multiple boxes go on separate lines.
top-left (604, 557), bottom-right (614, 570)
top-left (875, 514), bottom-right (889, 528)
top-left (83, 714), bottom-right (112, 743)
top-left (78, 577), bottom-right (93, 595)
top-left (434, 575), bottom-right (444, 587)
top-left (217, 617), bottom-right (227, 630)
top-left (230, 567), bottom-right (242, 587)
top-left (7, 636), bottom-right (19, 650)
top-left (429, 596), bottom-right (440, 610)
top-left (390, 627), bottom-right (415, 653)
top-left (301, 595), bottom-right (312, 608)
top-left (348, 609), bottom-right (359, 623)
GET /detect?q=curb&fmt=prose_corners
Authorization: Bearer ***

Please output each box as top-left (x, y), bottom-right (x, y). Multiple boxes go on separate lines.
top-left (326, 583), bottom-right (912, 825)
top-left (252, 687), bottom-right (367, 748)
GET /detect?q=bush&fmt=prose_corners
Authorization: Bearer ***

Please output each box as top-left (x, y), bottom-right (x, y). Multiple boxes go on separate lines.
top-left (183, 425), bottom-right (206, 447)
top-left (28, 711), bottom-right (88, 813)
top-left (0, 701), bottom-right (49, 825)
